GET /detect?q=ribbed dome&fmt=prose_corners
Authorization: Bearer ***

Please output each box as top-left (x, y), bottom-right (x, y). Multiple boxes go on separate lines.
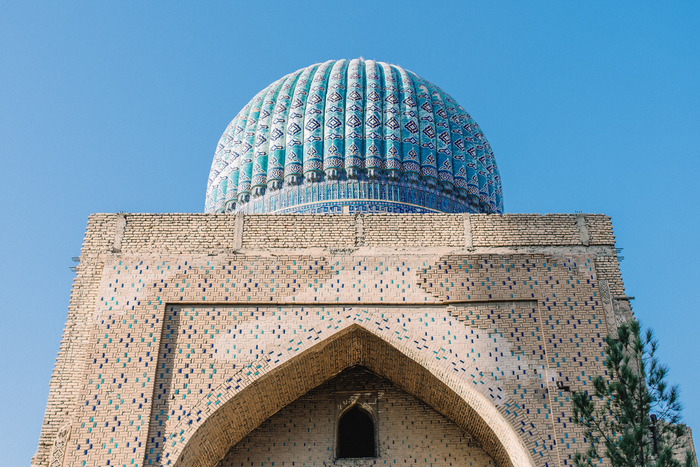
top-left (205, 59), bottom-right (503, 214)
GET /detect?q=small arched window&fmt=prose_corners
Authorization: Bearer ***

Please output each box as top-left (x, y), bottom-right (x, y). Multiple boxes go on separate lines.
top-left (337, 405), bottom-right (376, 458)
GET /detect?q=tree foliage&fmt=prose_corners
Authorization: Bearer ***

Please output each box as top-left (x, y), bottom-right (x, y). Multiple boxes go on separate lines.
top-left (572, 319), bottom-right (696, 467)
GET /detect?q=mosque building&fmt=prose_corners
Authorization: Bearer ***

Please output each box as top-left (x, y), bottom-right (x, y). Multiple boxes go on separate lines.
top-left (34, 59), bottom-right (638, 467)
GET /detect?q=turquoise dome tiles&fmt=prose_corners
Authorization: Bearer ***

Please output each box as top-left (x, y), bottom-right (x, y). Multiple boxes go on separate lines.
top-left (205, 59), bottom-right (504, 214)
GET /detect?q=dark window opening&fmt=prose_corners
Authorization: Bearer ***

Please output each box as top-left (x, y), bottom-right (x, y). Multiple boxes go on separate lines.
top-left (338, 405), bottom-right (375, 458)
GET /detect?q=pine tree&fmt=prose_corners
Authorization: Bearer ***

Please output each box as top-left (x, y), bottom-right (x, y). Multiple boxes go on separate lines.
top-left (572, 319), bottom-right (696, 467)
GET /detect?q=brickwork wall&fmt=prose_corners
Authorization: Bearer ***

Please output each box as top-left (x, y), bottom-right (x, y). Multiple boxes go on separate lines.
top-left (469, 215), bottom-right (582, 247)
top-left (120, 214), bottom-right (238, 254)
top-left (70, 212), bottom-right (617, 254)
top-left (82, 214), bottom-right (119, 253)
top-left (34, 259), bottom-right (105, 466)
top-left (594, 256), bottom-right (626, 297)
top-left (241, 215), bottom-right (356, 249)
top-left (33, 213), bottom-right (628, 467)
top-left (363, 214), bottom-right (465, 247)
top-left (585, 216), bottom-right (615, 246)
top-left (219, 367), bottom-right (495, 467)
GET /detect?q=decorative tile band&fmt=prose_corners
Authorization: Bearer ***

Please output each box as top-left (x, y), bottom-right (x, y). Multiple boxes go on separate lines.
top-left (228, 178), bottom-right (470, 214)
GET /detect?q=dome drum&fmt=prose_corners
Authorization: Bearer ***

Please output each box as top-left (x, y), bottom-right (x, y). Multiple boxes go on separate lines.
top-left (205, 59), bottom-right (503, 215)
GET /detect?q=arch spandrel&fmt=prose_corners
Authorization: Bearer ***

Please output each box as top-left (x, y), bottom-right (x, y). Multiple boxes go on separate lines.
top-left (161, 324), bottom-right (535, 467)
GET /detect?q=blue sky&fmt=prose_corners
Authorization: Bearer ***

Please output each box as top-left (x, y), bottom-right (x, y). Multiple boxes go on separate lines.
top-left (1, 1), bottom-right (698, 464)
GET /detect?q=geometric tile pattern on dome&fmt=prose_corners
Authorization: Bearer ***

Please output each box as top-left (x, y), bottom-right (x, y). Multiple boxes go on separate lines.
top-left (33, 213), bottom-right (629, 467)
top-left (205, 59), bottom-right (503, 215)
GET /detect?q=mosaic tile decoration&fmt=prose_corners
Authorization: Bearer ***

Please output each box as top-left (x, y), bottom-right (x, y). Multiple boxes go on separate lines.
top-left (239, 178), bottom-right (467, 214)
top-left (33, 213), bottom-right (628, 467)
top-left (205, 59), bottom-right (504, 215)
top-left (217, 366), bottom-right (497, 466)
top-left (59, 252), bottom-right (607, 467)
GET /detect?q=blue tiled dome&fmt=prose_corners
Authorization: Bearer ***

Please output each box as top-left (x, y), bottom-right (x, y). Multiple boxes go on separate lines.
top-left (205, 59), bottom-right (503, 214)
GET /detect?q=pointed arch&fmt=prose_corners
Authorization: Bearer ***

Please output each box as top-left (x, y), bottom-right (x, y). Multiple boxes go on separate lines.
top-left (161, 324), bottom-right (535, 467)
top-left (337, 402), bottom-right (376, 458)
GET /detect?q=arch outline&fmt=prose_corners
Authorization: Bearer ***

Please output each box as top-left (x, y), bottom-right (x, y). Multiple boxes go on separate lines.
top-left (160, 322), bottom-right (536, 467)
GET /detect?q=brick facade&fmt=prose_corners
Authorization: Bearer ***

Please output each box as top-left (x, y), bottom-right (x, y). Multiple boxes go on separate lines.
top-left (218, 366), bottom-right (496, 466)
top-left (33, 213), bottom-right (631, 467)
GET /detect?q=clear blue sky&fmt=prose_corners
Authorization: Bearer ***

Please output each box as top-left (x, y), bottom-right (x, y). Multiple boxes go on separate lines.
top-left (1, 1), bottom-right (698, 464)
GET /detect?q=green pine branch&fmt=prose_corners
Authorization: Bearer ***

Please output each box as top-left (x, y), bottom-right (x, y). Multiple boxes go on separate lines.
top-left (571, 319), bottom-right (696, 467)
